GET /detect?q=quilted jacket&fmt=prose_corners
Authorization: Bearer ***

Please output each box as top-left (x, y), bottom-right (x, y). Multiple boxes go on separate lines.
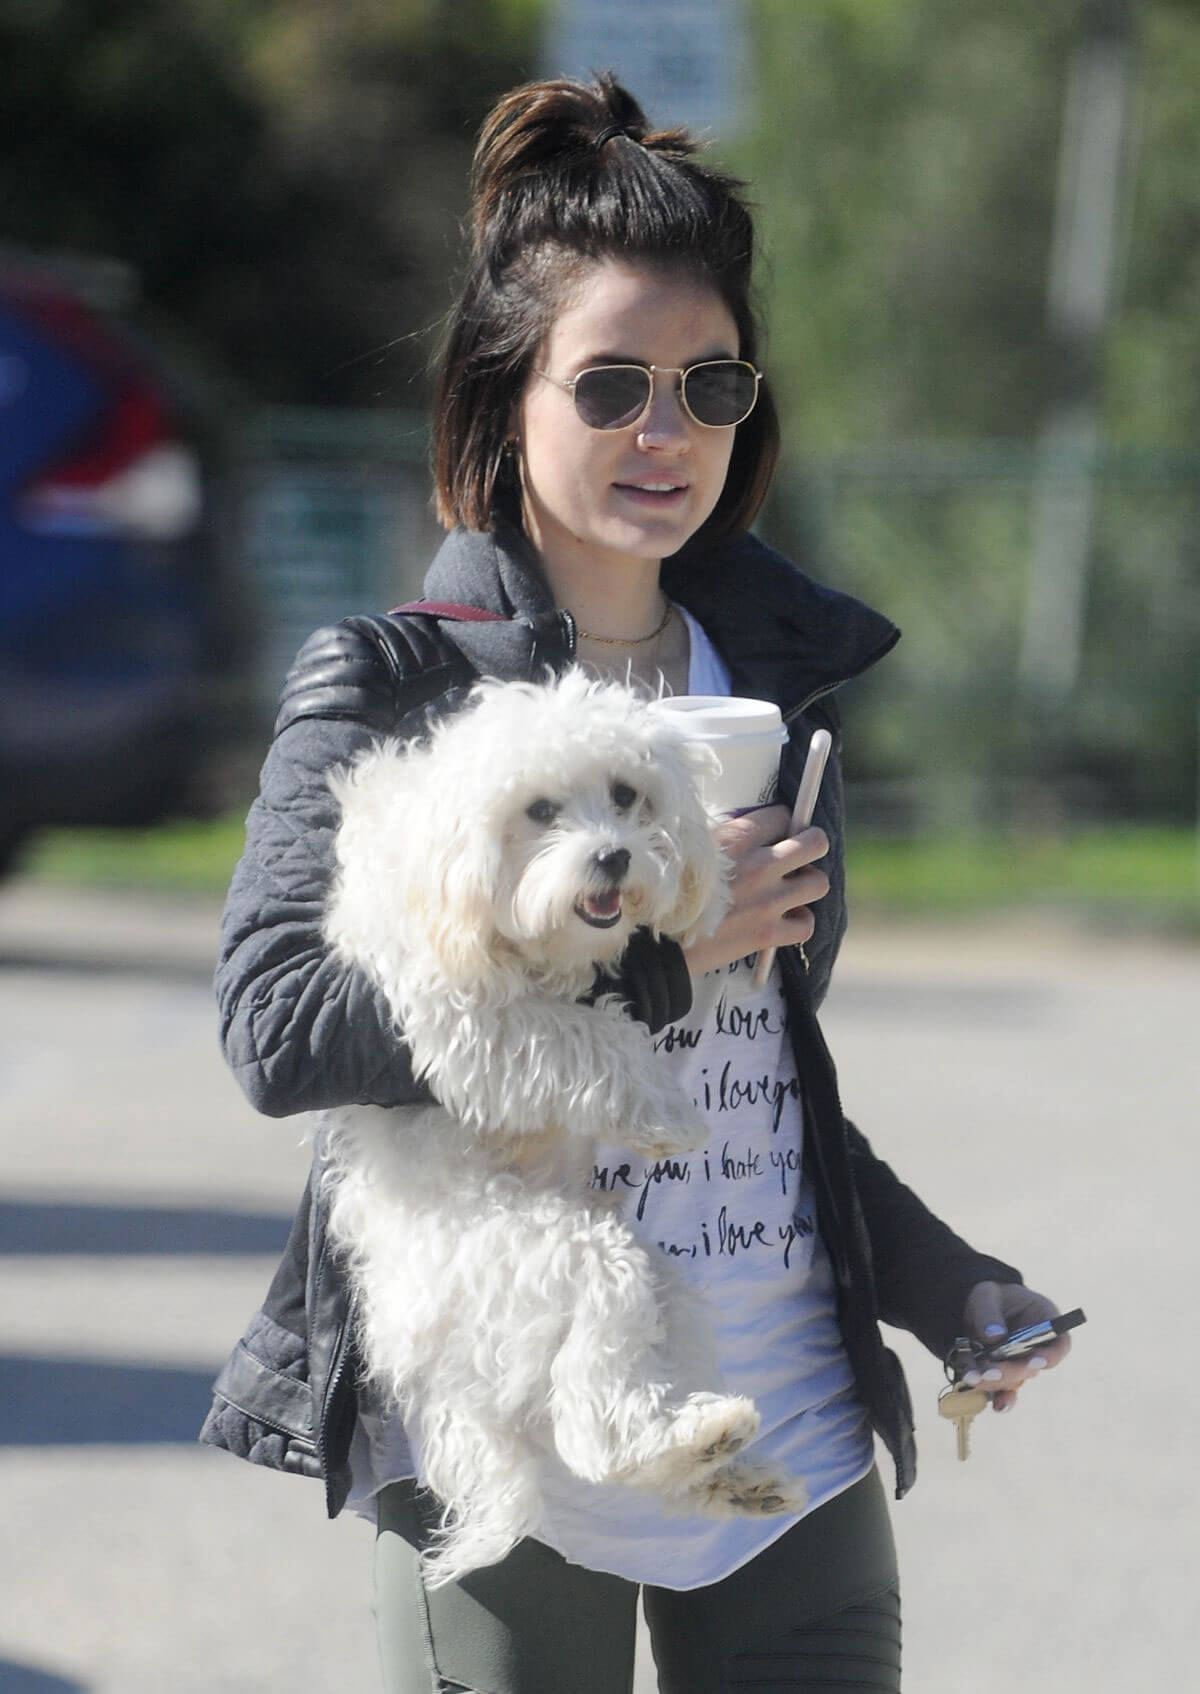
top-left (198, 520), bottom-right (1023, 1515)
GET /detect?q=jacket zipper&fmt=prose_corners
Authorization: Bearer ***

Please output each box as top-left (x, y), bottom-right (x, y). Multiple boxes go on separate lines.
top-left (318, 1316), bottom-right (352, 1514)
top-left (783, 675), bottom-right (850, 726)
top-left (783, 633), bottom-right (900, 724)
top-left (783, 622), bottom-right (901, 724)
top-left (559, 608), bottom-right (578, 663)
top-left (782, 948), bottom-right (849, 1267)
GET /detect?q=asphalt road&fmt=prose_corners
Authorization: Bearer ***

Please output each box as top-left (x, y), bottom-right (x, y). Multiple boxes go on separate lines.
top-left (1, 880), bottom-right (1196, 1692)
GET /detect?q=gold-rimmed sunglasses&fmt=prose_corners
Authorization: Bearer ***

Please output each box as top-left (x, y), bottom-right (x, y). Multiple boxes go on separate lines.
top-left (534, 359), bottom-right (762, 431)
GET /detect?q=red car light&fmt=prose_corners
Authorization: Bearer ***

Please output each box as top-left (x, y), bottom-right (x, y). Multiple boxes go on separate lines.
top-left (12, 283), bottom-right (202, 542)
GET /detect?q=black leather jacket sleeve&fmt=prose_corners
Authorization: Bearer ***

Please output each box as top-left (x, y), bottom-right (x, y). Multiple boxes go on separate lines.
top-left (845, 1119), bottom-right (1023, 1359)
top-left (216, 618), bottom-right (692, 1119)
top-left (217, 717), bottom-right (433, 1118)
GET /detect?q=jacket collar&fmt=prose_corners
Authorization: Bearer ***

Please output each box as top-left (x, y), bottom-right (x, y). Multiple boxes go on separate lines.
top-left (421, 522), bottom-right (900, 713)
top-left (663, 532), bottom-right (899, 719)
top-left (420, 520), bottom-right (564, 681)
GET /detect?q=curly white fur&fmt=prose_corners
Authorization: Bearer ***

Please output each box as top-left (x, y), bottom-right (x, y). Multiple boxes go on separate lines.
top-left (320, 670), bottom-right (807, 1584)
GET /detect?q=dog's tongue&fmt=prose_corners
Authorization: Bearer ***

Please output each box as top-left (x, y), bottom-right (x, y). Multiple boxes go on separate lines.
top-left (584, 890), bottom-right (621, 920)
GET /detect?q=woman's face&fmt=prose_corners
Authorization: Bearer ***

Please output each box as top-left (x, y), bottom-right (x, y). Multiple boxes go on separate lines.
top-left (515, 260), bottom-right (741, 577)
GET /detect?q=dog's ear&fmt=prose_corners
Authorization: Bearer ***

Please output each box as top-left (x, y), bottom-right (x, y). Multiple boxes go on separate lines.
top-left (326, 736), bottom-right (505, 991)
top-left (325, 740), bottom-right (431, 978)
top-left (647, 732), bottom-right (730, 945)
top-left (415, 788), bottom-right (506, 988)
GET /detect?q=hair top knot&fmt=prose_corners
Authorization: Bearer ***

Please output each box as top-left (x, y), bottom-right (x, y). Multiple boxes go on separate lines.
top-left (594, 124), bottom-right (630, 149)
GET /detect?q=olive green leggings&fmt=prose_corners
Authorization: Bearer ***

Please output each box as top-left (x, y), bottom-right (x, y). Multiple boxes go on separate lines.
top-left (374, 1466), bottom-right (901, 1694)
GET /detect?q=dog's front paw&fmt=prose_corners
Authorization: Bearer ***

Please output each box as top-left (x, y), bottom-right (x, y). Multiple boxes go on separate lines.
top-left (624, 1082), bottom-right (708, 1158)
top-left (631, 1393), bottom-right (760, 1489)
top-left (624, 1120), bottom-right (707, 1159)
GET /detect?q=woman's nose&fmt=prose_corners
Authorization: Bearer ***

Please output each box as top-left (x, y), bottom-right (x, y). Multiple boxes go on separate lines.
top-left (636, 372), bottom-right (690, 450)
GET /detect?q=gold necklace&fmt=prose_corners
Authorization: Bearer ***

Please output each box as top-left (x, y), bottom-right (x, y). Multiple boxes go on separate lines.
top-left (575, 602), bottom-right (672, 645)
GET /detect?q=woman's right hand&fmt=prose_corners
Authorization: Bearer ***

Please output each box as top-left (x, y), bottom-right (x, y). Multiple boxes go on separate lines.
top-left (682, 805), bottom-right (831, 980)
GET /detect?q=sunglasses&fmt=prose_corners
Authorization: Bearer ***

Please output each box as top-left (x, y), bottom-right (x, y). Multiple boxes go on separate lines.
top-left (534, 359), bottom-right (762, 431)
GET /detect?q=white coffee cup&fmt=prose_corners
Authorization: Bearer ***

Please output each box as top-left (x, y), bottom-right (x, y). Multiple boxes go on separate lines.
top-left (652, 696), bottom-right (787, 815)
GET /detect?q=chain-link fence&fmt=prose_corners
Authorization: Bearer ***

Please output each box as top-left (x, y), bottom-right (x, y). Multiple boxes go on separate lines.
top-left (238, 408), bottom-right (441, 719)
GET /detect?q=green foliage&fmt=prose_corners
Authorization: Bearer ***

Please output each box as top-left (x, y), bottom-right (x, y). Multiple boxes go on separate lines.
top-left (845, 825), bottom-right (1200, 930)
top-left (0, 0), bottom-right (547, 404)
top-left (26, 812), bottom-right (250, 893)
top-left (1108, 4), bottom-right (1200, 440)
top-left (742, 0), bottom-right (1070, 449)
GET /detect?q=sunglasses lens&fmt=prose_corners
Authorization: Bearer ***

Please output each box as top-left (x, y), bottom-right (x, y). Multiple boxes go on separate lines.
top-left (573, 366), bottom-right (652, 429)
top-left (683, 362), bottom-right (758, 426)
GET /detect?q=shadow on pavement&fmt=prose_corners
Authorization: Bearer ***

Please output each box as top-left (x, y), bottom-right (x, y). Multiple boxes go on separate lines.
top-left (0, 1354), bottom-right (219, 1446)
top-left (0, 946), bottom-right (214, 987)
top-left (0, 1199), bottom-right (290, 1255)
top-left (0, 1660), bottom-right (89, 1691)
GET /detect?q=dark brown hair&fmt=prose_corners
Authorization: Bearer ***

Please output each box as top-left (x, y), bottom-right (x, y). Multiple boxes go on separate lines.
top-left (432, 73), bottom-right (779, 542)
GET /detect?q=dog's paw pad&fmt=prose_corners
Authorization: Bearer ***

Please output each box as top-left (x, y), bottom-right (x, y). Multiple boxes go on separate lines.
top-left (699, 1427), bottom-right (749, 1463)
top-left (626, 1122), bottom-right (706, 1159)
top-left (682, 1461), bottom-right (807, 1518)
top-left (639, 1393), bottom-right (760, 1482)
top-left (715, 1468), bottom-right (808, 1517)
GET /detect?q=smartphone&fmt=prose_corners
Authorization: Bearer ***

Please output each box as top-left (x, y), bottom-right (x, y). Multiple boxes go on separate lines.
top-left (751, 727), bottom-right (833, 989)
top-left (978, 1307), bottom-right (1086, 1362)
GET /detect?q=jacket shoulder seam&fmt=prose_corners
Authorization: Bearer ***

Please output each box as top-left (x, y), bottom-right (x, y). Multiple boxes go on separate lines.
top-left (273, 614), bottom-right (471, 738)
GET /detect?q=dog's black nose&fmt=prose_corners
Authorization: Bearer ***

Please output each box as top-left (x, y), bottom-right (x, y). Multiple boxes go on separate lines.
top-left (595, 847), bottom-right (631, 883)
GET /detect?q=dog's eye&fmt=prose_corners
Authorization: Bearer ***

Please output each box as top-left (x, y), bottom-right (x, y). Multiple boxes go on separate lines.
top-left (525, 798), bottom-right (560, 826)
top-left (611, 782), bottom-right (638, 811)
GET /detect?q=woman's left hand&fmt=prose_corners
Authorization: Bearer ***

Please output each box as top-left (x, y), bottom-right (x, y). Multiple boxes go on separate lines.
top-left (961, 1281), bottom-right (1073, 1413)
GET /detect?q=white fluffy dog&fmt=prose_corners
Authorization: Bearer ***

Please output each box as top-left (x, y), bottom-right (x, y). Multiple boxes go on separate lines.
top-left (320, 669), bottom-right (806, 1584)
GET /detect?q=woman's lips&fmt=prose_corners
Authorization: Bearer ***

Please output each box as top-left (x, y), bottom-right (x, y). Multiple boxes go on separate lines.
top-left (612, 481), bottom-right (688, 505)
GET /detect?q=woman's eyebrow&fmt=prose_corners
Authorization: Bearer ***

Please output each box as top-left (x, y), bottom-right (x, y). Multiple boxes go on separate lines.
top-left (575, 347), bottom-right (739, 368)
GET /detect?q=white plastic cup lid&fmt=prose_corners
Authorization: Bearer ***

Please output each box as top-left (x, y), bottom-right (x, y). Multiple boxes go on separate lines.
top-left (653, 696), bottom-right (787, 745)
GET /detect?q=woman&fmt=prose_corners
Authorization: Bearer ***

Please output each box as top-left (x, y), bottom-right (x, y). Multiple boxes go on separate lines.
top-left (201, 73), bottom-right (1070, 1693)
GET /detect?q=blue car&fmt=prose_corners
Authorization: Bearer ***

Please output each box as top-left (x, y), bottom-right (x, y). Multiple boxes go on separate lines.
top-left (0, 260), bottom-right (247, 872)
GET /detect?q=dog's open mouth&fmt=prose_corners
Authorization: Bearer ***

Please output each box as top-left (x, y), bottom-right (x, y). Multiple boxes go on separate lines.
top-left (574, 890), bottom-right (624, 929)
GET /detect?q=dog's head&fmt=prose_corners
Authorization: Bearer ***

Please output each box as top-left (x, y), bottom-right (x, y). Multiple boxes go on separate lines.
top-left (326, 668), bottom-right (729, 994)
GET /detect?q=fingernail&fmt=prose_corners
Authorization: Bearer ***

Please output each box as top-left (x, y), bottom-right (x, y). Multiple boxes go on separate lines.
top-left (994, 1399), bottom-right (1013, 1413)
top-left (983, 1324), bottom-right (1007, 1338)
top-left (961, 1370), bottom-right (982, 1387)
top-left (983, 1368), bottom-right (1004, 1383)
top-left (1027, 1356), bottom-right (1048, 1371)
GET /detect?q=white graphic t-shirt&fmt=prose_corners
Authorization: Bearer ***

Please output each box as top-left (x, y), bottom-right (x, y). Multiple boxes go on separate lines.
top-left (346, 608), bottom-right (873, 1586)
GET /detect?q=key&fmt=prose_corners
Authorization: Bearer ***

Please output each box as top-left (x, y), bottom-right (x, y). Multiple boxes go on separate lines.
top-left (938, 1383), bottom-right (989, 1461)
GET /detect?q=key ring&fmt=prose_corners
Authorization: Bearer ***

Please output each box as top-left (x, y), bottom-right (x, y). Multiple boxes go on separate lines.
top-left (944, 1335), bottom-right (985, 1384)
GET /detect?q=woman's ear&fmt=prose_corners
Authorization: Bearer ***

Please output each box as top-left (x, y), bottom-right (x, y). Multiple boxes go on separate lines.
top-left (504, 389), bottom-right (523, 454)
